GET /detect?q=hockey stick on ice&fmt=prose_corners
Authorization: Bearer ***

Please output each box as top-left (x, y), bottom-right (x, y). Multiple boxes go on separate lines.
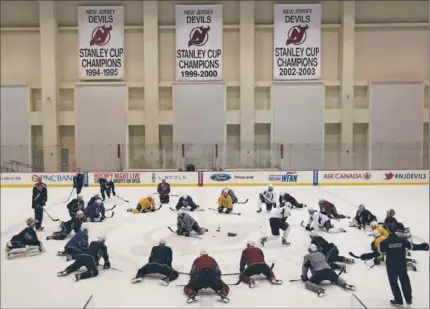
top-left (43, 208), bottom-right (60, 222)
top-left (115, 195), bottom-right (129, 203)
top-left (153, 193), bottom-right (180, 197)
top-left (167, 226), bottom-right (202, 239)
top-left (209, 208), bottom-right (241, 216)
top-left (169, 207), bottom-right (204, 212)
top-left (105, 205), bottom-right (116, 211)
top-left (235, 199), bottom-right (249, 204)
top-left (64, 188), bottom-right (75, 203)
top-left (82, 295), bottom-right (93, 309)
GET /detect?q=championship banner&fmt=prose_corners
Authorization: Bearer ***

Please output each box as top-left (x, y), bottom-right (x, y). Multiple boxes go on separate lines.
top-left (273, 4), bottom-right (321, 80)
top-left (78, 6), bottom-right (124, 80)
top-left (175, 4), bottom-right (223, 81)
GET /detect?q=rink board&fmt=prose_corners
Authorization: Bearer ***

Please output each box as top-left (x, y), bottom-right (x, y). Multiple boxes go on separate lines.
top-left (0, 170), bottom-right (428, 188)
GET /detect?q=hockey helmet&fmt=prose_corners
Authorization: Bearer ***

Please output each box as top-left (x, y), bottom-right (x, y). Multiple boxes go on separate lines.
top-left (95, 199), bottom-right (102, 205)
top-left (26, 217), bottom-right (36, 227)
top-left (77, 193), bottom-right (84, 200)
top-left (77, 210), bottom-right (84, 218)
top-left (159, 239), bottom-right (166, 245)
top-left (358, 204), bottom-right (365, 211)
top-left (200, 248), bottom-right (208, 256)
top-left (387, 209), bottom-right (395, 216)
top-left (177, 209), bottom-right (185, 217)
top-left (246, 240), bottom-right (255, 247)
top-left (284, 202), bottom-right (293, 208)
top-left (309, 231), bottom-right (318, 238)
top-left (308, 244), bottom-right (318, 253)
top-left (268, 184), bottom-right (273, 191)
top-left (307, 207), bottom-right (315, 214)
top-left (182, 194), bottom-right (188, 200)
top-left (223, 189), bottom-right (229, 195)
top-left (97, 235), bottom-right (106, 243)
top-left (147, 195), bottom-right (153, 201)
top-left (318, 199), bottom-right (324, 205)
top-left (161, 178), bottom-right (166, 183)
top-left (370, 221), bottom-right (378, 229)
top-left (95, 193), bottom-right (100, 198)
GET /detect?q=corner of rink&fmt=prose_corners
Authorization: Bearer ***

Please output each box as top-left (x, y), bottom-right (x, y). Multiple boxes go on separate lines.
top-left (1, 185), bottom-right (428, 308)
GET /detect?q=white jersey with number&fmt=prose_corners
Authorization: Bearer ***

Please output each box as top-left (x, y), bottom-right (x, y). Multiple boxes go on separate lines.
top-left (271, 206), bottom-right (291, 220)
top-left (308, 212), bottom-right (330, 229)
top-left (261, 190), bottom-right (276, 203)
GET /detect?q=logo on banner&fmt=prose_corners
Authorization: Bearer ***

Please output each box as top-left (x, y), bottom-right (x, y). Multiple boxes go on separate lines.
top-left (188, 26), bottom-right (210, 47)
top-left (94, 172), bottom-right (141, 184)
top-left (90, 25), bottom-right (112, 46)
top-left (385, 172), bottom-right (427, 180)
top-left (210, 174), bottom-right (231, 182)
top-left (273, 4), bottom-right (321, 80)
top-left (152, 173), bottom-right (187, 183)
top-left (269, 172), bottom-right (298, 183)
top-left (323, 172), bottom-right (372, 180)
top-left (175, 4), bottom-right (223, 81)
top-left (286, 25), bottom-right (308, 46)
top-left (78, 6), bottom-right (124, 79)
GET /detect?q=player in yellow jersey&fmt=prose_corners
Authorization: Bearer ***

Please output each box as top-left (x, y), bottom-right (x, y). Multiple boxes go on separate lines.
top-left (370, 230), bottom-right (387, 264)
top-left (369, 221), bottom-right (389, 237)
top-left (218, 190), bottom-right (233, 214)
top-left (127, 196), bottom-right (156, 213)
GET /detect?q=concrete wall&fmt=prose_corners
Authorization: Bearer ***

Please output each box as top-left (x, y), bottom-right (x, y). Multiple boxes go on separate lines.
top-left (1, 0), bottom-right (428, 171)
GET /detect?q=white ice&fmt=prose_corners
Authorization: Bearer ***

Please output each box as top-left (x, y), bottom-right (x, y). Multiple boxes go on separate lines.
top-left (1, 185), bottom-right (429, 308)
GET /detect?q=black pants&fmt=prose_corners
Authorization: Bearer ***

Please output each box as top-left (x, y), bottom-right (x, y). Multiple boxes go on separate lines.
top-left (260, 196), bottom-right (276, 211)
top-left (50, 223), bottom-right (70, 240)
top-left (136, 262), bottom-right (179, 280)
top-left (241, 263), bottom-right (274, 283)
top-left (310, 268), bottom-right (338, 284)
top-left (386, 264), bottom-right (412, 304)
top-left (34, 207), bottom-right (43, 229)
top-left (76, 186), bottom-right (83, 195)
top-left (101, 188), bottom-right (110, 200)
top-left (159, 194), bottom-right (170, 204)
top-left (185, 268), bottom-right (229, 294)
top-left (66, 254), bottom-right (98, 280)
top-left (270, 217), bottom-right (288, 236)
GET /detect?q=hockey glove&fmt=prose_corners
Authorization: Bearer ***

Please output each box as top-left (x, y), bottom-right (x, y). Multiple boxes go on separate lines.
top-left (301, 275), bottom-right (309, 282)
top-left (150, 208), bottom-right (156, 212)
top-left (305, 224), bottom-right (311, 231)
top-left (177, 230), bottom-right (184, 236)
top-left (103, 261), bottom-right (111, 269)
top-left (226, 209), bottom-right (232, 214)
top-left (218, 207), bottom-right (224, 213)
top-left (184, 232), bottom-right (190, 237)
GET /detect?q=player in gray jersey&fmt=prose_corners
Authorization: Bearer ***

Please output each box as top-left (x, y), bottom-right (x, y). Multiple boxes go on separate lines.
top-left (301, 244), bottom-right (355, 297)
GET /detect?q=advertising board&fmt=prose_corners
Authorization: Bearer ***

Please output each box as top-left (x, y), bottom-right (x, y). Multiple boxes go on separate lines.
top-left (318, 170), bottom-right (429, 185)
top-left (203, 171), bottom-right (314, 186)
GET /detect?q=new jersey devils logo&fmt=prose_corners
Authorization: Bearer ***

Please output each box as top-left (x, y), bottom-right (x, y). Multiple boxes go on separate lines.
top-left (286, 25), bottom-right (308, 46)
top-left (188, 25), bottom-right (210, 47)
top-left (90, 25), bottom-right (113, 46)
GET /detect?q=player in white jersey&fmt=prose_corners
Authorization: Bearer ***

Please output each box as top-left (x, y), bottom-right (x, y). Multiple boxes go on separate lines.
top-left (257, 184), bottom-right (277, 213)
top-left (260, 202), bottom-right (292, 247)
top-left (305, 207), bottom-right (346, 234)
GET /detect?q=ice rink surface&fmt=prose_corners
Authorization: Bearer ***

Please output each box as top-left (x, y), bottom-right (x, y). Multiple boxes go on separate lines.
top-left (1, 185), bottom-right (429, 308)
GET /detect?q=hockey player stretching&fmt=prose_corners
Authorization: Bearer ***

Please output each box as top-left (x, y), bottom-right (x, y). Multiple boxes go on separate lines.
top-left (306, 208), bottom-right (346, 233)
top-left (99, 177), bottom-right (116, 201)
top-left (301, 244), bottom-right (355, 297)
top-left (183, 249), bottom-right (230, 303)
top-left (58, 227), bottom-right (89, 261)
top-left (261, 202), bottom-right (292, 247)
top-left (238, 241), bottom-right (282, 288)
top-left (67, 194), bottom-right (85, 218)
top-left (176, 211), bottom-right (208, 236)
top-left (58, 236), bottom-right (111, 281)
top-left (318, 199), bottom-right (350, 219)
top-left (47, 211), bottom-right (85, 240)
top-left (257, 184), bottom-right (276, 212)
top-left (279, 192), bottom-right (306, 208)
top-left (309, 231), bottom-right (354, 271)
top-left (6, 217), bottom-right (43, 259)
top-left (218, 190), bottom-right (233, 214)
top-left (86, 199), bottom-right (106, 222)
top-left (176, 194), bottom-right (199, 211)
top-left (131, 240), bottom-right (179, 285)
top-left (220, 187), bottom-right (238, 204)
top-left (349, 204), bottom-right (377, 229)
top-left (127, 196), bottom-right (156, 213)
